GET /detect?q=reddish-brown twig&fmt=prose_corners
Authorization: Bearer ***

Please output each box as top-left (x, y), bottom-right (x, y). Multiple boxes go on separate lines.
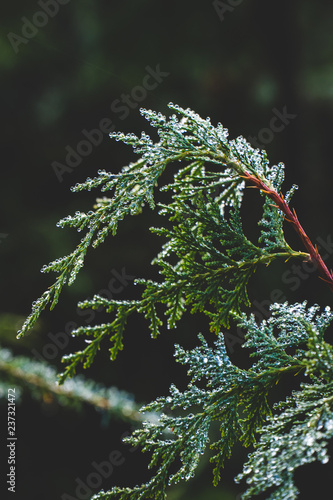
top-left (241, 170), bottom-right (333, 292)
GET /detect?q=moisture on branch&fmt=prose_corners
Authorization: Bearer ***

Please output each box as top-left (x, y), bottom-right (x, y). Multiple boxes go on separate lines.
top-left (18, 104), bottom-right (333, 499)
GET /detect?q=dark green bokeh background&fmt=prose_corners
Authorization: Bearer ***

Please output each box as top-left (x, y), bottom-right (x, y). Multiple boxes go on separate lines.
top-left (1, 1), bottom-right (333, 498)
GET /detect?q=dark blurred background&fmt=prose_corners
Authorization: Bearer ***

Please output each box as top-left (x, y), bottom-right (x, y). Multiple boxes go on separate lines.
top-left (1, 1), bottom-right (333, 498)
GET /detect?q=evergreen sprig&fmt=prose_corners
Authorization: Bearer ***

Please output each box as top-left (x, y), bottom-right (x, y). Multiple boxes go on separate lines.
top-left (90, 302), bottom-right (333, 500)
top-left (236, 380), bottom-right (333, 500)
top-left (18, 103), bottom-right (333, 499)
top-left (18, 103), bottom-right (311, 341)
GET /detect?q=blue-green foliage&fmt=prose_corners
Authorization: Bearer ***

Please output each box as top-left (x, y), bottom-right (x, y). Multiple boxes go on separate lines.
top-left (90, 302), bottom-right (333, 499)
top-left (18, 104), bottom-right (333, 499)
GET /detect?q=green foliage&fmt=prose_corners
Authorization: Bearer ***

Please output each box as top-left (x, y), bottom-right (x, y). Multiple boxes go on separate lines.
top-left (18, 104), bottom-right (305, 376)
top-left (88, 302), bottom-right (333, 500)
top-left (234, 304), bottom-right (333, 499)
top-left (18, 104), bottom-right (333, 499)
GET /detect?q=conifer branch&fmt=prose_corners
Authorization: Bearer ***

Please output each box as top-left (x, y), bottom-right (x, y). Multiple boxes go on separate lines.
top-left (17, 103), bottom-right (333, 499)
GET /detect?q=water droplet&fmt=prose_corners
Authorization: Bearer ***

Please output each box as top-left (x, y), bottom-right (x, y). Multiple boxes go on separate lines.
top-left (325, 419), bottom-right (333, 431)
top-left (304, 434), bottom-right (314, 446)
top-left (216, 356), bottom-right (222, 367)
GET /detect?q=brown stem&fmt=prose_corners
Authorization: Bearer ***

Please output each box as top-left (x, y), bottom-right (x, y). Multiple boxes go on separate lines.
top-left (241, 171), bottom-right (333, 292)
